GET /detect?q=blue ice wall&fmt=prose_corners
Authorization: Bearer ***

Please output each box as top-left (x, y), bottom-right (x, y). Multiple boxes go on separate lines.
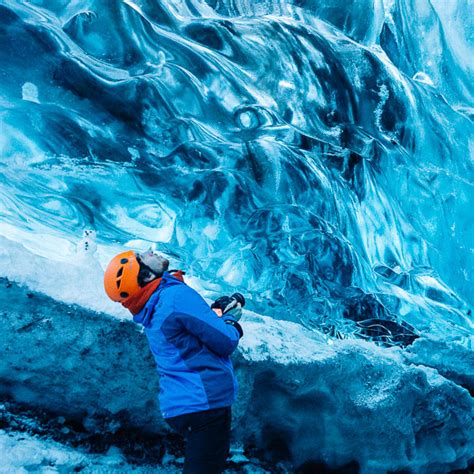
top-left (0, 0), bottom-right (472, 343)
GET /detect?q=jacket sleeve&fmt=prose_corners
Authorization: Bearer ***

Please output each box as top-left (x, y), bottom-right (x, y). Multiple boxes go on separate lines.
top-left (173, 285), bottom-right (242, 357)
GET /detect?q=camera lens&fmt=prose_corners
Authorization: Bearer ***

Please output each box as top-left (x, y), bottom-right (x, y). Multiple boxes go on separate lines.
top-left (231, 293), bottom-right (246, 307)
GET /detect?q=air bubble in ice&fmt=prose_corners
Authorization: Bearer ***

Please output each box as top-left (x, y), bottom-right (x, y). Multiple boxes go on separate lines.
top-left (237, 109), bottom-right (259, 129)
top-left (22, 82), bottom-right (39, 103)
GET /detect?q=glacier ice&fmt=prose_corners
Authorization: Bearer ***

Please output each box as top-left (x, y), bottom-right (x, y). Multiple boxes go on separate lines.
top-left (1, 0), bottom-right (472, 332)
top-left (0, 0), bottom-right (473, 471)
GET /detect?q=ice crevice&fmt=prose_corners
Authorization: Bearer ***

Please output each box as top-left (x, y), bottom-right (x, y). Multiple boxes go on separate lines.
top-left (1, 278), bottom-right (472, 473)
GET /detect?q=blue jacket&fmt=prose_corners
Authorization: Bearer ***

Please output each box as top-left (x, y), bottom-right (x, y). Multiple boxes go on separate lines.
top-left (133, 272), bottom-right (242, 419)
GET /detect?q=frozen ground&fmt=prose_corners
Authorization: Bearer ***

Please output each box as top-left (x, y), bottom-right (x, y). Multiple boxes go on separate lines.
top-left (0, 402), bottom-right (272, 474)
top-left (0, 429), bottom-right (163, 474)
top-left (0, 430), bottom-right (272, 473)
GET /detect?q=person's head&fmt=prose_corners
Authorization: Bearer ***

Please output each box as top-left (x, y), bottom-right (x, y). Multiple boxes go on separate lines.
top-left (103, 249), bottom-right (169, 302)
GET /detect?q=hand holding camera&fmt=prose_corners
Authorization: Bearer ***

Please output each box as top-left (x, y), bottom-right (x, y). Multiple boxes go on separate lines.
top-left (211, 293), bottom-right (246, 321)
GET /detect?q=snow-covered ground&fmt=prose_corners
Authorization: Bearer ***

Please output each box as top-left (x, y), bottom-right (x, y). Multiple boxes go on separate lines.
top-left (0, 429), bottom-right (273, 474)
top-left (0, 402), bottom-right (271, 474)
top-left (0, 430), bottom-right (163, 474)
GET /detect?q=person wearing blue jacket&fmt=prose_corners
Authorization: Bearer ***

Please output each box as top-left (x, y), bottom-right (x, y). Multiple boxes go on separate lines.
top-left (104, 249), bottom-right (244, 474)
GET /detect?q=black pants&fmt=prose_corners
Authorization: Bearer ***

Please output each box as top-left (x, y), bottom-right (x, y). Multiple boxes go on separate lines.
top-left (165, 407), bottom-right (231, 474)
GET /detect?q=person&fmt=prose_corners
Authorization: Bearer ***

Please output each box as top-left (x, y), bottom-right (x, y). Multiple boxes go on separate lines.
top-left (103, 249), bottom-right (244, 474)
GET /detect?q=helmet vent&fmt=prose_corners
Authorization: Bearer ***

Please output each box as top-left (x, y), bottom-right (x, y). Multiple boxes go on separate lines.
top-left (116, 267), bottom-right (123, 278)
top-left (116, 280), bottom-right (121, 289)
top-left (120, 258), bottom-right (128, 264)
top-left (120, 292), bottom-right (129, 298)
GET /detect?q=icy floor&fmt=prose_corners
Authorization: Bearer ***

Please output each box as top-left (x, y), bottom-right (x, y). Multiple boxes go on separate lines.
top-left (0, 402), bottom-right (273, 474)
top-left (0, 429), bottom-right (165, 473)
top-left (0, 429), bottom-right (275, 474)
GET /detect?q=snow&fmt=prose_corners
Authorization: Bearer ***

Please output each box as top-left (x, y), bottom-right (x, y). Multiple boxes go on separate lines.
top-left (0, 430), bottom-right (171, 473)
top-left (238, 311), bottom-right (331, 363)
top-left (0, 233), bottom-right (126, 319)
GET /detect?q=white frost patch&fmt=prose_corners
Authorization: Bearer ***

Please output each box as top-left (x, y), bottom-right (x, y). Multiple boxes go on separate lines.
top-left (0, 430), bottom-right (167, 473)
top-left (374, 83), bottom-right (389, 132)
top-left (216, 254), bottom-right (247, 287)
top-left (202, 223), bottom-right (220, 240)
top-left (21, 82), bottom-right (39, 103)
top-left (278, 80), bottom-right (296, 90)
top-left (0, 233), bottom-right (128, 319)
top-left (127, 146), bottom-right (140, 161)
top-left (238, 311), bottom-right (332, 363)
top-left (237, 109), bottom-right (257, 129)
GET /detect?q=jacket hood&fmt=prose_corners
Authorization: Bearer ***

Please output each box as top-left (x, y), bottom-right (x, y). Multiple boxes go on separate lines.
top-left (133, 271), bottom-right (185, 328)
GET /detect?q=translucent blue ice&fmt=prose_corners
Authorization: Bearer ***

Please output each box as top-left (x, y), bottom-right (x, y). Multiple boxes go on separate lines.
top-left (0, 0), bottom-right (472, 346)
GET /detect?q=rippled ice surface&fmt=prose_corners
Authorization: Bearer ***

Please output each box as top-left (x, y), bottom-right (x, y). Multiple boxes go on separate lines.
top-left (1, 0), bottom-right (473, 344)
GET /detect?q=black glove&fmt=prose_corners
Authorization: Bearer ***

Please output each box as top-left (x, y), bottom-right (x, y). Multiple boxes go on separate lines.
top-left (211, 293), bottom-right (245, 321)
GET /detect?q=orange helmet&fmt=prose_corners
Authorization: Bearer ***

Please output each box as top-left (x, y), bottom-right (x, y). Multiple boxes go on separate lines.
top-left (104, 250), bottom-right (141, 302)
